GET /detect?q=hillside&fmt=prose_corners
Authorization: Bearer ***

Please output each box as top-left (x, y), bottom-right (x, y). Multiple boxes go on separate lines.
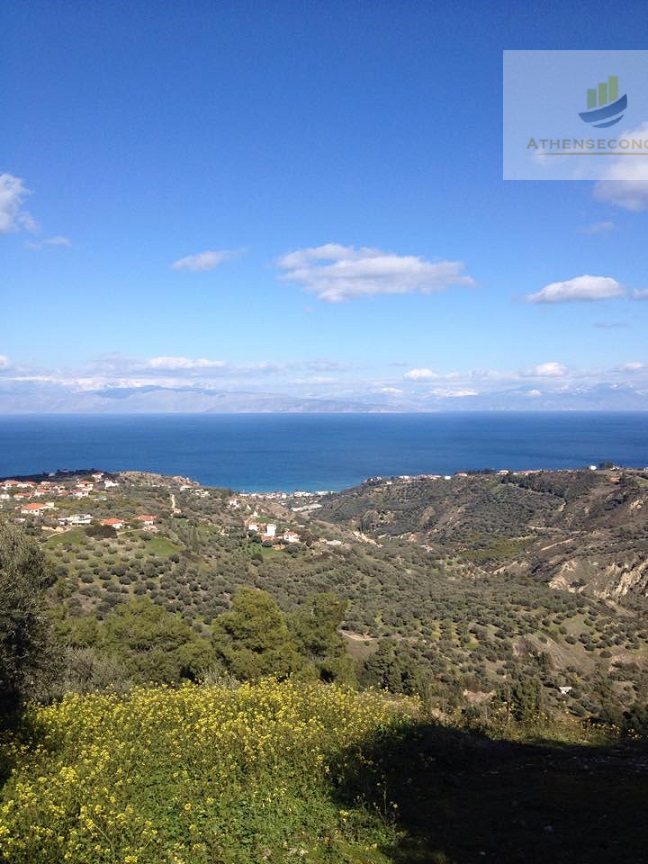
top-left (4, 680), bottom-right (648, 864)
top-left (1, 466), bottom-right (648, 724)
top-left (316, 467), bottom-right (648, 601)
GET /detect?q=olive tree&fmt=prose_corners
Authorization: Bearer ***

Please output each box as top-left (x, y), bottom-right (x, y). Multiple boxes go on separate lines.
top-left (0, 522), bottom-right (56, 710)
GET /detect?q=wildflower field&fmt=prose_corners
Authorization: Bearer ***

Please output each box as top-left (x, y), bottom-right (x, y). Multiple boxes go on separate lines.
top-left (0, 681), bottom-right (419, 864)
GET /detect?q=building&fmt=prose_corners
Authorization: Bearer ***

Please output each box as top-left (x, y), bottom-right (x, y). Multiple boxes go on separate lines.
top-left (100, 518), bottom-right (126, 530)
top-left (20, 502), bottom-right (54, 515)
top-left (283, 530), bottom-right (300, 544)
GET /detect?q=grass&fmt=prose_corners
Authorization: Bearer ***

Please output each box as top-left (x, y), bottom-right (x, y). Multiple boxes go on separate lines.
top-left (345, 719), bottom-right (648, 864)
top-left (1, 682), bottom-right (647, 864)
top-left (44, 529), bottom-right (87, 548)
top-left (0, 681), bottom-right (418, 864)
top-left (257, 545), bottom-right (286, 560)
top-left (145, 536), bottom-right (182, 557)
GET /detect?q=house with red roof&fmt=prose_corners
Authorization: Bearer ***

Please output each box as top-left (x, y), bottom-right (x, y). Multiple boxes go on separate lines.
top-left (283, 530), bottom-right (301, 544)
top-left (20, 502), bottom-right (55, 515)
top-left (100, 518), bottom-right (126, 530)
top-left (134, 514), bottom-right (156, 526)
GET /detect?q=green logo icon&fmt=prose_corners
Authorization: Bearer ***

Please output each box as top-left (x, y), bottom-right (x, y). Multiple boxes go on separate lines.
top-left (579, 76), bottom-right (627, 128)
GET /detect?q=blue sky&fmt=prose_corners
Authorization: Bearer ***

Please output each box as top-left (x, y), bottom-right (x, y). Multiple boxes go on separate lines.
top-left (2, 0), bottom-right (648, 411)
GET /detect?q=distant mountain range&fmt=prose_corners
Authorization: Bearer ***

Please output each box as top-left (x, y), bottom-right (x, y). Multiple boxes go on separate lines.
top-left (0, 382), bottom-right (381, 413)
top-left (0, 378), bottom-right (647, 412)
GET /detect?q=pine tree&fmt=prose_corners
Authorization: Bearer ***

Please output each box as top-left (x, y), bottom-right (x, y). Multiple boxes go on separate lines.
top-left (212, 587), bottom-right (303, 681)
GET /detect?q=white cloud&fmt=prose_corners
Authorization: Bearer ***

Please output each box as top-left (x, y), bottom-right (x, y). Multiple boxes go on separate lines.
top-left (277, 243), bottom-right (475, 302)
top-left (93, 354), bottom-right (228, 377)
top-left (470, 368), bottom-right (515, 381)
top-left (171, 250), bottom-right (233, 272)
top-left (526, 275), bottom-right (625, 304)
top-left (90, 354), bottom-right (291, 383)
top-left (0, 174), bottom-right (38, 234)
top-left (290, 376), bottom-right (338, 385)
top-left (302, 358), bottom-right (348, 372)
top-left (0, 355), bottom-right (10, 370)
top-left (594, 164), bottom-right (648, 211)
top-left (593, 122), bottom-right (648, 211)
top-left (146, 356), bottom-right (227, 371)
top-left (243, 361), bottom-right (282, 375)
top-left (578, 220), bottom-right (615, 235)
top-left (17, 212), bottom-right (38, 232)
top-left (92, 354), bottom-right (346, 381)
top-left (404, 368), bottom-right (438, 381)
top-left (380, 387), bottom-right (404, 396)
top-left (632, 289), bottom-right (648, 300)
top-left (433, 388), bottom-right (478, 398)
top-left (525, 362), bottom-right (568, 378)
top-left (25, 235), bottom-right (72, 250)
top-left (616, 361), bottom-right (645, 372)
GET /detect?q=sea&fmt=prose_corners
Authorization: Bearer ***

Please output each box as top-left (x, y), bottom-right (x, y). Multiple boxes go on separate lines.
top-left (0, 412), bottom-right (646, 493)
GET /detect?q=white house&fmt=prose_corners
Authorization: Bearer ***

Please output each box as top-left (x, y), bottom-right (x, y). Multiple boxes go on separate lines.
top-left (283, 530), bottom-right (300, 544)
top-left (20, 502), bottom-right (54, 515)
top-left (59, 514), bottom-right (92, 526)
top-left (135, 514), bottom-right (157, 527)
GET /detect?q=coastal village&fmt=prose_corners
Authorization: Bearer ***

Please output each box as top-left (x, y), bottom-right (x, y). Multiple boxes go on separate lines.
top-left (0, 464), bottom-right (625, 524)
top-left (1, 464), bottom-right (632, 563)
top-left (0, 470), bottom-right (313, 550)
